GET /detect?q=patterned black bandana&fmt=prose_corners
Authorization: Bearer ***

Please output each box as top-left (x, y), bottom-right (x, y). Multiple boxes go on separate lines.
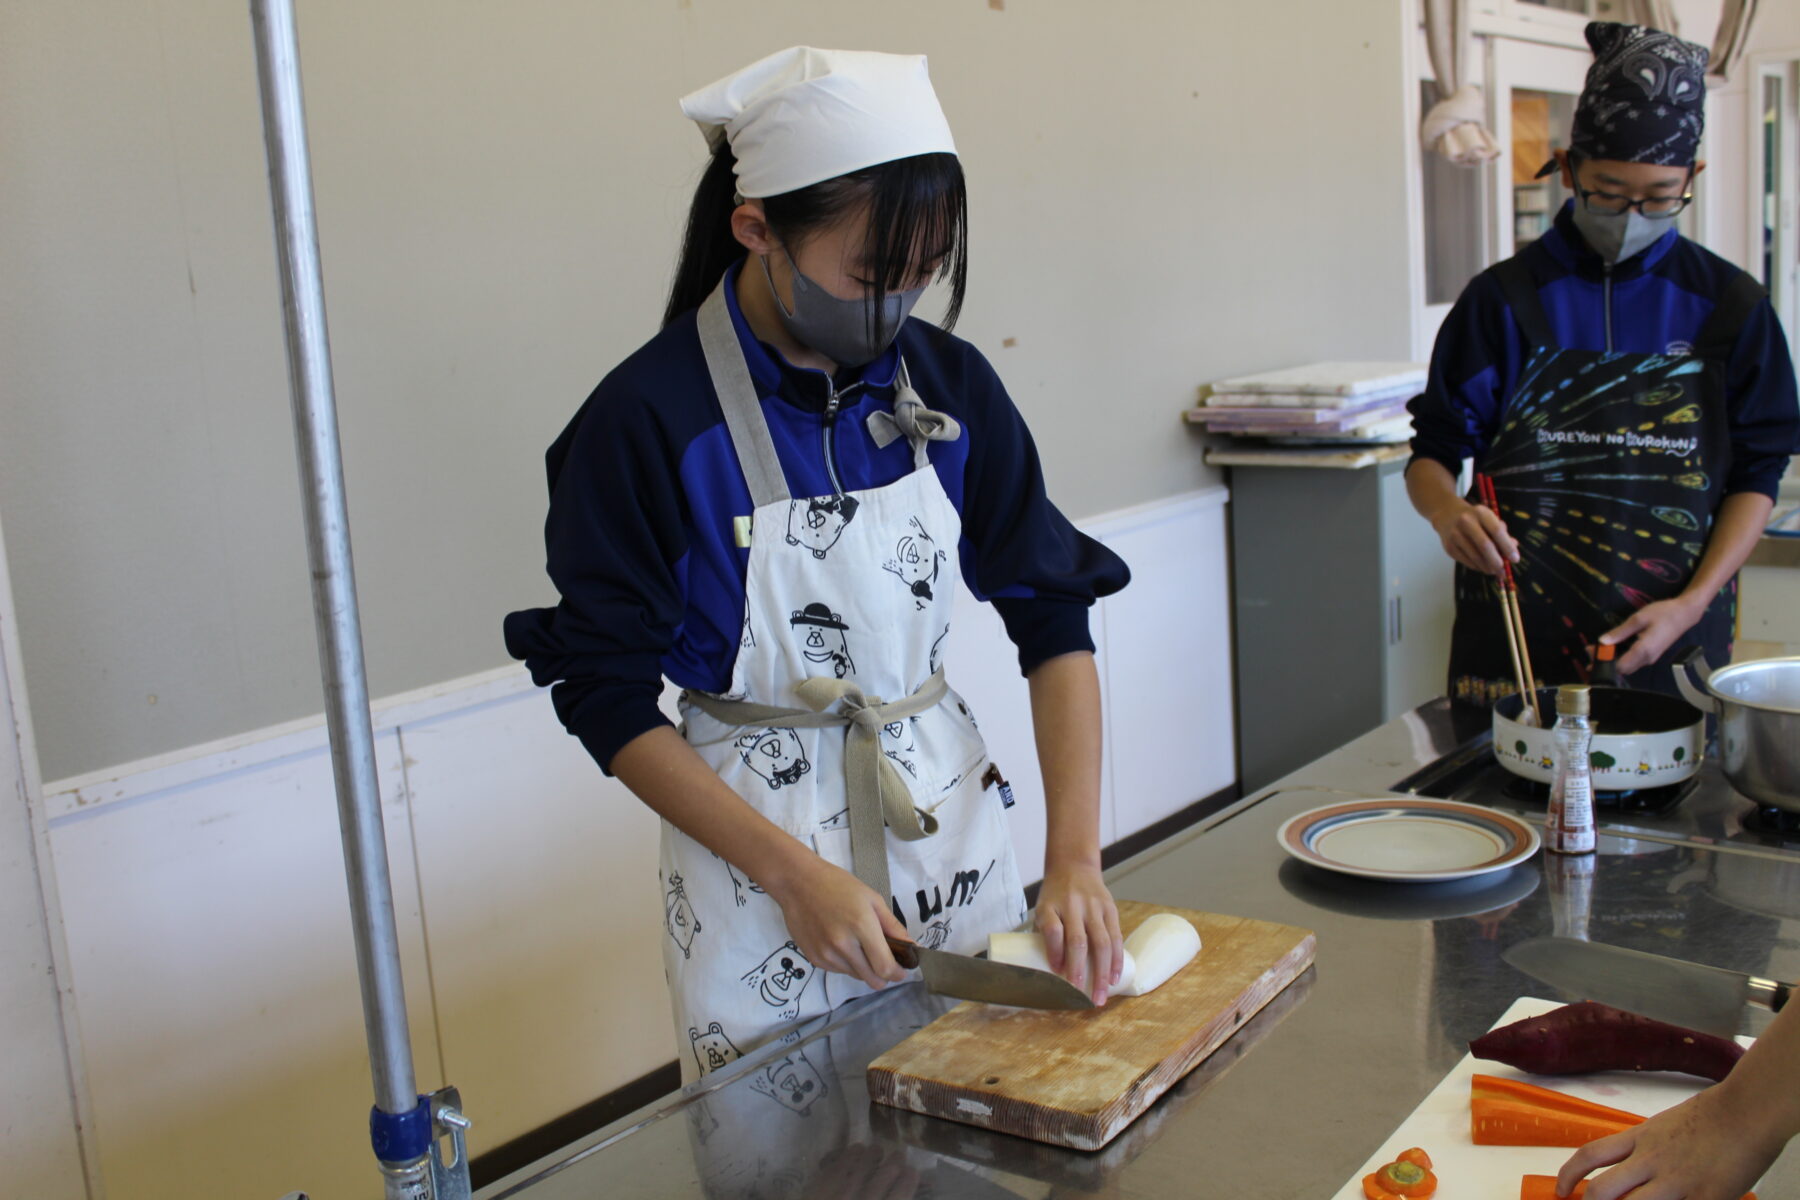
top-left (1570, 22), bottom-right (1708, 166)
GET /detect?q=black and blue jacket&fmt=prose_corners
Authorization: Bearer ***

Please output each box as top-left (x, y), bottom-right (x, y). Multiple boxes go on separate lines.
top-left (1409, 201), bottom-right (1799, 494)
top-left (504, 260), bottom-right (1130, 773)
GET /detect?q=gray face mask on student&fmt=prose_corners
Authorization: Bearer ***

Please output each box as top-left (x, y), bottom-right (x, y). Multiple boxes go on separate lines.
top-left (761, 250), bottom-right (925, 368)
top-left (1571, 205), bottom-right (1676, 265)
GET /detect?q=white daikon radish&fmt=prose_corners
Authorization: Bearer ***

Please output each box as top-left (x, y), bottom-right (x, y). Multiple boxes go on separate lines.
top-left (987, 931), bottom-right (1052, 973)
top-left (987, 930), bottom-right (1138, 995)
top-left (1113, 914), bottom-right (1201, 997)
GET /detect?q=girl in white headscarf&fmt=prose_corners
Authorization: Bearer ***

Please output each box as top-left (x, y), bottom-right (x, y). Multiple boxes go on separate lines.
top-left (506, 48), bottom-right (1130, 1073)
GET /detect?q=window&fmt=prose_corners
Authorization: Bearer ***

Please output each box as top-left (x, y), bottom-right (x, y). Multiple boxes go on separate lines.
top-left (1765, 71), bottom-right (1785, 298)
top-left (1508, 88), bottom-right (1575, 254)
top-left (1755, 58), bottom-right (1800, 358)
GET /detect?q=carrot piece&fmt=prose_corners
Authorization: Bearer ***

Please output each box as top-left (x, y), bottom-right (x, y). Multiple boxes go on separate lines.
top-left (1472, 1075), bottom-right (1646, 1127)
top-left (1520, 1176), bottom-right (1757, 1200)
top-left (1363, 1173), bottom-right (1392, 1200)
top-left (1398, 1147), bottom-right (1433, 1171)
top-left (1472, 1096), bottom-right (1635, 1147)
top-left (1375, 1159), bottom-right (1437, 1197)
top-left (1520, 1179), bottom-right (1584, 1200)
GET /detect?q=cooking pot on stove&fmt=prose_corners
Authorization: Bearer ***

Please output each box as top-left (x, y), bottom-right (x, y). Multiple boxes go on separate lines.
top-left (1675, 649), bottom-right (1800, 815)
top-left (1492, 685), bottom-right (1703, 792)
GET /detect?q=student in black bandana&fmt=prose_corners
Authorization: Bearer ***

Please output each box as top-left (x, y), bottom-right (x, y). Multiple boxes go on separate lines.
top-left (1407, 22), bottom-right (1800, 705)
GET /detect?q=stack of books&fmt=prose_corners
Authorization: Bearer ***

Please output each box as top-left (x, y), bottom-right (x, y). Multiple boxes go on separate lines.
top-left (1185, 362), bottom-right (1428, 445)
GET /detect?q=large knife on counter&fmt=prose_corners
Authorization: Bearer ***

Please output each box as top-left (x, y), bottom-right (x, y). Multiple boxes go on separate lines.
top-left (1504, 937), bottom-right (1792, 1037)
top-left (886, 936), bottom-right (1095, 1010)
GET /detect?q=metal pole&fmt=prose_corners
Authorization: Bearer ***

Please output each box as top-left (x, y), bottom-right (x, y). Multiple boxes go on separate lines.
top-left (249, 6), bottom-right (452, 1196)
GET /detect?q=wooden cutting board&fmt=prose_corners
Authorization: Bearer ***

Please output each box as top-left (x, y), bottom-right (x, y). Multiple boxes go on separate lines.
top-left (867, 902), bottom-right (1315, 1150)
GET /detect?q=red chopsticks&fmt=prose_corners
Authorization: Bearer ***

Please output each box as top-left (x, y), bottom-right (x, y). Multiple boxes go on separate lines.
top-left (1476, 473), bottom-right (1542, 726)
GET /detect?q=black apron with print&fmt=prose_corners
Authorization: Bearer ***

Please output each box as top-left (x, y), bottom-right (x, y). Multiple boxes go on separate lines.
top-left (1447, 257), bottom-right (1767, 705)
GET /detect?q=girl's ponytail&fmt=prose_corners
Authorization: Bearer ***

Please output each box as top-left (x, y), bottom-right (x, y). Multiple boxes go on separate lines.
top-left (663, 139), bottom-right (745, 327)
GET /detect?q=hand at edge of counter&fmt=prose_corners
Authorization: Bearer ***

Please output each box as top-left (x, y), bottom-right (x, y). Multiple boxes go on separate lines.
top-left (611, 724), bottom-right (909, 991)
top-left (1556, 997), bottom-right (1800, 1200)
top-left (766, 853), bottom-right (912, 991)
top-left (1035, 861), bottom-right (1123, 1006)
top-left (1550, 1086), bottom-right (1776, 1200)
top-left (1025, 649), bottom-right (1122, 1006)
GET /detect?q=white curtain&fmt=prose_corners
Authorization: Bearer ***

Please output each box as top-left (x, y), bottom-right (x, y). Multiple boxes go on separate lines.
top-left (1708, 0), bottom-right (1760, 82)
top-left (1614, 0), bottom-right (1679, 36)
top-left (1422, 0), bottom-right (1501, 165)
top-left (1608, 0), bottom-right (1762, 84)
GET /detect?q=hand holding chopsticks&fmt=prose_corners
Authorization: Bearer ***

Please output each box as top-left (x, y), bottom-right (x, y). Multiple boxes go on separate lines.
top-left (1476, 473), bottom-right (1542, 726)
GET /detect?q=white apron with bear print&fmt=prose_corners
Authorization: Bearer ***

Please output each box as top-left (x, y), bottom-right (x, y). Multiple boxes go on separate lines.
top-left (659, 282), bottom-right (1027, 1084)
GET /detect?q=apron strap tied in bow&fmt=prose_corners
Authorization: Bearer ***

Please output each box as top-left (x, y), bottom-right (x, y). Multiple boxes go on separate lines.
top-left (683, 669), bottom-right (950, 900)
top-left (866, 361), bottom-right (962, 469)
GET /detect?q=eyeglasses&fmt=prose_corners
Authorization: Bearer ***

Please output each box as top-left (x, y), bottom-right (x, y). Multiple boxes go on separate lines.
top-left (1570, 160), bottom-right (1694, 218)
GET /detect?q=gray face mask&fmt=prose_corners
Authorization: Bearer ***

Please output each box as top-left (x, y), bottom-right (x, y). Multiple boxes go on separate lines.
top-left (761, 251), bottom-right (925, 368)
top-left (1571, 205), bottom-right (1676, 266)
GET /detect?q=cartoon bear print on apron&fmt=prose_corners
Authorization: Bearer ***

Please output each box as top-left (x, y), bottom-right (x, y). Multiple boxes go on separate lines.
top-left (657, 282), bottom-right (1028, 1084)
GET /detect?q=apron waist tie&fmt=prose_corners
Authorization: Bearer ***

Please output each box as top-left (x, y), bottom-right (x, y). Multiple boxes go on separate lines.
top-left (683, 669), bottom-right (950, 900)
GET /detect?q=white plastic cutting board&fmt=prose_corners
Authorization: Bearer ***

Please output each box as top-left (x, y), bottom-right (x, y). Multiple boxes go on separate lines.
top-left (1330, 997), bottom-right (1759, 1199)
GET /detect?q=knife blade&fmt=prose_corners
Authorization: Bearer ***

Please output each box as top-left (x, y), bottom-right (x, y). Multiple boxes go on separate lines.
top-left (1503, 937), bottom-right (1792, 1037)
top-left (886, 936), bottom-right (1095, 1010)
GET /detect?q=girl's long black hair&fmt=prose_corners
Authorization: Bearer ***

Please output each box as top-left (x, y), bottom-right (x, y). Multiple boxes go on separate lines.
top-left (661, 138), bottom-right (969, 335)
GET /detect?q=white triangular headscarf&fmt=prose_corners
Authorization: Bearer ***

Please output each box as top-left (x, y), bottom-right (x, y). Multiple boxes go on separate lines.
top-left (679, 47), bottom-right (957, 198)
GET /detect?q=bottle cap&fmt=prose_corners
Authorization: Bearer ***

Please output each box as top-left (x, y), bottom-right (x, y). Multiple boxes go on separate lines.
top-left (1557, 684), bottom-right (1591, 717)
top-left (1595, 643), bottom-right (1616, 663)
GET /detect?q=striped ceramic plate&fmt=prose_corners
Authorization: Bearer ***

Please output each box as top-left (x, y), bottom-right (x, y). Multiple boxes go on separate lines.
top-left (1277, 797), bottom-right (1541, 882)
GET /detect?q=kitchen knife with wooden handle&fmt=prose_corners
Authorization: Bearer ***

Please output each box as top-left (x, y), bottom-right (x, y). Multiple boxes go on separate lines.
top-left (886, 935), bottom-right (1095, 1010)
top-left (1504, 937), bottom-right (1792, 1037)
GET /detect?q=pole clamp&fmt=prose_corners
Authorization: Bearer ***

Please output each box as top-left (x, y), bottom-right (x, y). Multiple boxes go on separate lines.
top-left (370, 1096), bottom-right (432, 1164)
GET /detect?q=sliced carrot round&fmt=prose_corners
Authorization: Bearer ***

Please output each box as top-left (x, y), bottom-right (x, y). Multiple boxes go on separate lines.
top-left (1376, 1159), bottom-right (1438, 1197)
top-left (1363, 1172), bottom-right (1396, 1200)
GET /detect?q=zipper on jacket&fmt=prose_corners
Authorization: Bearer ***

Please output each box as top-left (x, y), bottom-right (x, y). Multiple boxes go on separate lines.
top-left (822, 387), bottom-right (845, 497)
top-left (819, 377), bottom-right (864, 499)
top-left (1602, 264), bottom-right (1614, 353)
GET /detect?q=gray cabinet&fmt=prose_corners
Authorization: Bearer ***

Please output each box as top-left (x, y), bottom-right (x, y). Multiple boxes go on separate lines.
top-left (1229, 457), bottom-right (1454, 791)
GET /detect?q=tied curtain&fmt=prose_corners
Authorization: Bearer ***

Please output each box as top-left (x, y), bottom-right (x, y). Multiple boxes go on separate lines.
top-left (1420, 0), bottom-right (1766, 163)
top-left (1423, 0), bottom-right (1502, 164)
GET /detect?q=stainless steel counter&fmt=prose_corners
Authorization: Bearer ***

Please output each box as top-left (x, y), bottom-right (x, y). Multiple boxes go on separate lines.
top-left (480, 701), bottom-right (1800, 1198)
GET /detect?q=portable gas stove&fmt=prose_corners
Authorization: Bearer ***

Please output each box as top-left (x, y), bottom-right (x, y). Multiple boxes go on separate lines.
top-left (1392, 731), bottom-right (1800, 855)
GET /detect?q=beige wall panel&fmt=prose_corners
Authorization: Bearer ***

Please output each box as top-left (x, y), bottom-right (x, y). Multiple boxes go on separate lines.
top-left (0, 1), bottom-right (1410, 781)
top-left (47, 733), bottom-right (437, 1200)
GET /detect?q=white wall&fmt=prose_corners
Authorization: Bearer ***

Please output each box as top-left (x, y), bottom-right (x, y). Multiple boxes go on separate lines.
top-left (0, 0), bottom-right (1413, 781)
top-left (35, 490), bottom-right (1231, 1200)
top-left (0, 520), bottom-right (89, 1200)
top-left (0, 2), bottom-right (1415, 1194)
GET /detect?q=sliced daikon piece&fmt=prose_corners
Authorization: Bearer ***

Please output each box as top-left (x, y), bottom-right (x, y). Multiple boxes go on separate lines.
top-left (1114, 913), bottom-right (1201, 996)
top-left (987, 930), bottom-right (1137, 994)
top-left (987, 931), bottom-right (1052, 973)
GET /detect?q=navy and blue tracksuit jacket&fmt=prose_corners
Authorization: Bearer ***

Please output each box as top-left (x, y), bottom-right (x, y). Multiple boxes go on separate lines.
top-left (504, 260), bottom-right (1130, 773)
top-left (1409, 201), bottom-right (1799, 495)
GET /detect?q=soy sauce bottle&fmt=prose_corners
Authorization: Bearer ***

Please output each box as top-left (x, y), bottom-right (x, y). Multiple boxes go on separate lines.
top-left (1590, 642), bottom-right (1619, 688)
top-left (1546, 684), bottom-right (1597, 855)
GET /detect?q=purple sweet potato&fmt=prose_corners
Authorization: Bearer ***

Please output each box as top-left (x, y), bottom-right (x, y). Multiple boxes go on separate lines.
top-left (1469, 1002), bottom-right (1744, 1082)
